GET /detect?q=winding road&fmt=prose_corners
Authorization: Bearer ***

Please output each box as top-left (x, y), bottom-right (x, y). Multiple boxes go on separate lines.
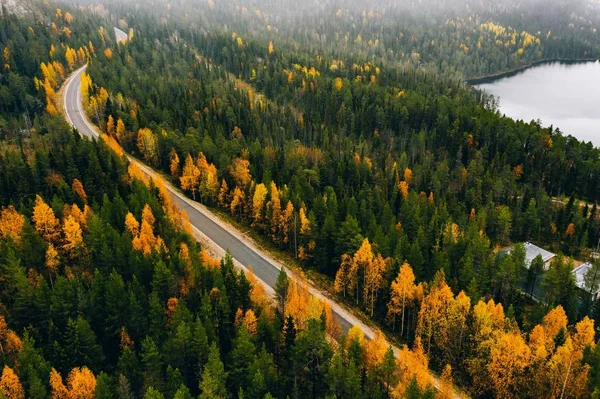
top-left (61, 29), bottom-right (466, 398)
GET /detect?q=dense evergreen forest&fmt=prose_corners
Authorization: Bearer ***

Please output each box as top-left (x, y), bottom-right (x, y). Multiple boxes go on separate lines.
top-left (3, 0), bottom-right (600, 397)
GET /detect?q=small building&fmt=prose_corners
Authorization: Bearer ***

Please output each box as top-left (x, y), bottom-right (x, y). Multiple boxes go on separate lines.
top-left (523, 242), bottom-right (556, 271)
top-left (573, 262), bottom-right (600, 301)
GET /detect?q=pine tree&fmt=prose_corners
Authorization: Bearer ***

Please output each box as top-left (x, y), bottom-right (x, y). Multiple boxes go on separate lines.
top-left (141, 336), bottom-right (164, 394)
top-left (199, 343), bottom-right (228, 399)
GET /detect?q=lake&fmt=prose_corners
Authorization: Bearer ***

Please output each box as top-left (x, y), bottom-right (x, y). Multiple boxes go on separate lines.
top-left (474, 60), bottom-right (600, 147)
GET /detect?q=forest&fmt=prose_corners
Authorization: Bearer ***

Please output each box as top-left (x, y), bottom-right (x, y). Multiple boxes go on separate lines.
top-left (2, 0), bottom-right (600, 397)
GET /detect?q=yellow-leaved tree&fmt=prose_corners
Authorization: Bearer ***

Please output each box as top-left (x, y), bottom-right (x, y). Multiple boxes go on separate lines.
top-left (32, 195), bottom-right (60, 242)
top-left (136, 128), bottom-right (158, 166)
top-left (487, 331), bottom-right (531, 399)
top-left (62, 215), bottom-right (84, 253)
top-left (169, 148), bottom-right (180, 179)
top-left (228, 158), bottom-right (251, 188)
top-left (50, 367), bottom-right (96, 399)
top-left (180, 154), bottom-right (200, 200)
top-left (0, 206), bottom-right (25, 244)
top-left (252, 183), bottom-right (268, 227)
top-left (387, 262), bottom-right (417, 336)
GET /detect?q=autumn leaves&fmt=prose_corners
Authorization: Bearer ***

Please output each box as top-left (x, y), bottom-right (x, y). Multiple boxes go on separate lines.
top-left (126, 205), bottom-right (166, 256)
top-left (334, 239), bottom-right (388, 317)
top-left (31, 188), bottom-right (90, 279)
top-left (178, 153), bottom-right (219, 203)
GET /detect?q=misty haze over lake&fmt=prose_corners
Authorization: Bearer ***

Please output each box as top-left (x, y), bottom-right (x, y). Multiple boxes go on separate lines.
top-left (476, 61), bottom-right (600, 147)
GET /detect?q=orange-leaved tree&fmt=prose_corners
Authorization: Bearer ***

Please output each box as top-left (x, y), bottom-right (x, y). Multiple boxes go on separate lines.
top-left (0, 365), bottom-right (25, 399)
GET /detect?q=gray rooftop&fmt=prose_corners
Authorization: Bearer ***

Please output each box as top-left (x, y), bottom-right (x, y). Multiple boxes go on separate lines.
top-left (573, 262), bottom-right (600, 294)
top-left (524, 242), bottom-right (555, 265)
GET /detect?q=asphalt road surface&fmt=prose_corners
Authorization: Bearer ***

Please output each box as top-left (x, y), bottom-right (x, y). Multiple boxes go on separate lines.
top-left (62, 65), bottom-right (354, 335)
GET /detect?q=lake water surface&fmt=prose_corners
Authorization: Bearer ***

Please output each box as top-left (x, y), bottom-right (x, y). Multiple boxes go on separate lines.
top-left (475, 61), bottom-right (600, 147)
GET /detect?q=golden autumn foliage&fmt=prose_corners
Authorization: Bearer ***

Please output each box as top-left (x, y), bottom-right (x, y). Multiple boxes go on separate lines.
top-left (395, 338), bottom-right (431, 393)
top-left (0, 316), bottom-right (22, 363)
top-left (284, 273), bottom-right (339, 336)
top-left (404, 167), bottom-right (413, 185)
top-left (252, 183), bottom-right (268, 225)
top-left (230, 187), bottom-right (245, 216)
top-left (334, 77), bottom-right (343, 91)
top-left (246, 267), bottom-right (271, 313)
top-left (125, 212), bottom-right (140, 236)
top-left (50, 369), bottom-right (68, 398)
top-left (33, 195), bottom-right (60, 242)
top-left (43, 78), bottom-right (58, 115)
top-left (335, 239), bottom-right (389, 316)
top-left (180, 154), bottom-right (200, 200)
top-left (545, 316), bottom-right (595, 398)
top-left (201, 249), bottom-right (221, 270)
top-left (268, 182), bottom-right (282, 241)
top-left (387, 262), bottom-right (417, 335)
top-left (334, 254), bottom-right (354, 297)
top-left (71, 179), bottom-right (88, 204)
top-left (299, 205), bottom-right (311, 235)
top-left (62, 215), bottom-right (84, 252)
top-left (128, 205), bottom-right (165, 256)
top-left (45, 243), bottom-right (60, 280)
top-left (66, 367), bottom-right (96, 399)
top-left (103, 47), bottom-right (112, 60)
top-left (106, 115), bottom-right (115, 136)
top-left (398, 180), bottom-right (409, 199)
top-left (365, 330), bottom-right (389, 367)
top-left (417, 271), bottom-right (454, 354)
top-left (487, 331), bottom-right (531, 399)
top-left (116, 118), bottom-right (126, 142)
top-left (243, 309), bottom-right (258, 335)
top-left (347, 325), bottom-right (366, 349)
top-left (50, 367), bottom-right (96, 399)
top-left (228, 158), bottom-right (251, 188)
top-left (196, 152), bottom-right (219, 201)
top-left (169, 148), bottom-right (180, 178)
top-left (65, 46), bottom-right (77, 70)
top-left (364, 253), bottom-right (386, 316)
top-left (3, 46), bottom-right (10, 70)
top-left (0, 366), bottom-right (24, 399)
top-left (542, 306), bottom-right (568, 352)
top-left (0, 206), bottom-right (25, 243)
top-left (284, 276), bottom-right (311, 328)
top-left (137, 128), bottom-right (158, 166)
top-left (218, 179), bottom-right (230, 208)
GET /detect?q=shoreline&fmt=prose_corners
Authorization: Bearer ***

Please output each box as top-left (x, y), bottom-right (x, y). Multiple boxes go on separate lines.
top-left (466, 58), bottom-right (599, 85)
